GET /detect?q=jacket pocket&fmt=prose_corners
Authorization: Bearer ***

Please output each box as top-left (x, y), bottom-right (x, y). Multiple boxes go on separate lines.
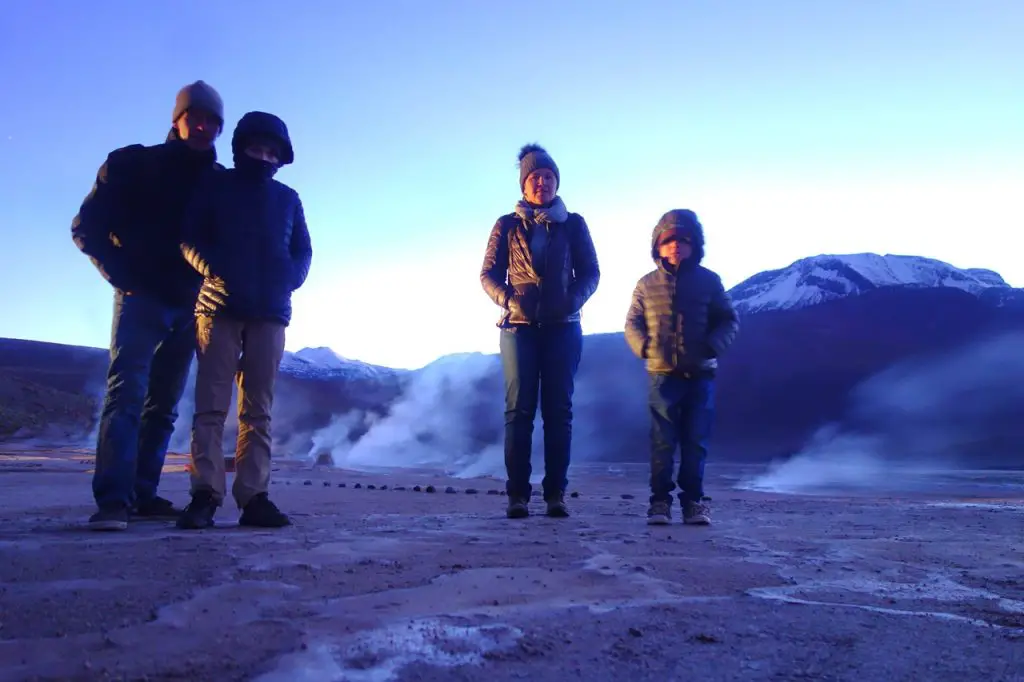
top-left (644, 331), bottom-right (675, 371)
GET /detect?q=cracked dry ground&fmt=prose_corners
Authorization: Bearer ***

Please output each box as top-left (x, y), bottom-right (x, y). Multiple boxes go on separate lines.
top-left (0, 452), bottom-right (1022, 681)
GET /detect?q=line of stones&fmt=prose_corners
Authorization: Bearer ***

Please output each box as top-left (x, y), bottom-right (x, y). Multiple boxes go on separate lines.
top-left (271, 479), bottom-right (640, 499)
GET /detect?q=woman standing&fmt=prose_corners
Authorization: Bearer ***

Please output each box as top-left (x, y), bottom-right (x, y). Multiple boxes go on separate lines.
top-left (480, 144), bottom-right (601, 519)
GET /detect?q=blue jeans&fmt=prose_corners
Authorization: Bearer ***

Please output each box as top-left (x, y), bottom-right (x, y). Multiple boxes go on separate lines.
top-left (499, 322), bottom-right (583, 500)
top-left (92, 290), bottom-right (196, 510)
top-left (649, 373), bottom-right (715, 505)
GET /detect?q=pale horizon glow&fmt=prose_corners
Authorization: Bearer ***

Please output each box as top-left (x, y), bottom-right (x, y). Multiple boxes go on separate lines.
top-left (1, 1), bottom-right (1021, 370)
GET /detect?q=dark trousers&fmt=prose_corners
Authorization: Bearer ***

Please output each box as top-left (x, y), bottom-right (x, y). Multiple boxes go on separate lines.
top-left (499, 322), bottom-right (583, 500)
top-left (92, 290), bottom-right (196, 511)
top-left (649, 373), bottom-right (715, 505)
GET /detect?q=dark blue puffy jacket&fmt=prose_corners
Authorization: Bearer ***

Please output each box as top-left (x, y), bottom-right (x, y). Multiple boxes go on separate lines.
top-left (180, 112), bottom-right (312, 326)
top-left (180, 138), bottom-right (313, 323)
top-left (181, 172), bottom-right (312, 326)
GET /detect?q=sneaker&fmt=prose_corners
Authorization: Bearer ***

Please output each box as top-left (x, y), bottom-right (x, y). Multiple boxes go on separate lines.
top-left (646, 500), bottom-right (672, 525)
top-left (88, 507), bottom-right (128, 531)
top-left (133, 495), bottom-right (181, 519)
top-left (239, 493), bottom-right (291, 528)
top-left (176, 491), bottom-right (218, 530)
top-left (506, 498), bottom-right (530, 519)
top-left (683, 499), bottom-right (711, 525)
top-left (545, 494), bottom-right (570, 518)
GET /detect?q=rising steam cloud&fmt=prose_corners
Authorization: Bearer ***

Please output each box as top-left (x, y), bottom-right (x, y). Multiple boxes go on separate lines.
top-left (310, 353), bottom-right (506, 477)
top-left (18, 328), bottom-right (1024, 491)
top-left (742, 330), bottom-right (1024, 494)
top-left (303, 335), bottom-right (649, 480)
top-left (63, 339), bottom-right (647, 481)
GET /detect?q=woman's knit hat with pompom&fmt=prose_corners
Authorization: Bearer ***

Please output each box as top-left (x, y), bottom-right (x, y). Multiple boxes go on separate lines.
top-left (517, 143), bottom-right (560, 192)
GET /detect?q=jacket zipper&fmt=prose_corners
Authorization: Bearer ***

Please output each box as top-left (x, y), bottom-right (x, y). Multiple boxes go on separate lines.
top-left (671, 272), bottom-right (680, 367)
top-left (538, 222), bottom-right (550, 322)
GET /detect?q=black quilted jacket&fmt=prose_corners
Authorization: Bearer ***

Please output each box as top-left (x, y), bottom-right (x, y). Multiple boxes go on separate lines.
top-left (480, 211), bottom-right (600, 327)
top-left (625, 224), bottom-right (739, 374)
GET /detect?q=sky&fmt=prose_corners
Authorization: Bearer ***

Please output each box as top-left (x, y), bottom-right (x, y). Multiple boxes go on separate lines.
top-left (0, 0), bottom-right (1021, 370)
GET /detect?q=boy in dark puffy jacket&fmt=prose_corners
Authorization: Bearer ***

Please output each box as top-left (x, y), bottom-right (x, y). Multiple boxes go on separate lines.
top-left (176, 111), bottom-right (313, 530)
top-left (625, 209), bottom-right (739, 526)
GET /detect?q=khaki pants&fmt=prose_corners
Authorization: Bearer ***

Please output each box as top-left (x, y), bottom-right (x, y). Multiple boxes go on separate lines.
top-left (189, 315), bottom-right (286, 509)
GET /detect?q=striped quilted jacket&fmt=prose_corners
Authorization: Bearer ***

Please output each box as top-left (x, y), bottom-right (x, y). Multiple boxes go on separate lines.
top-left (625, 219), bottom-right (739, 375)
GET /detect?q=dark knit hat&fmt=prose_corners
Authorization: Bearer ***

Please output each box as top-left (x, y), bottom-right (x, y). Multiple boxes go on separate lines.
top-left (518, 144), bottom-right (560, 192)
top-left (651, 209), bottom-right (705, 263)
top-left (172, 80), bottom-right (224, 125)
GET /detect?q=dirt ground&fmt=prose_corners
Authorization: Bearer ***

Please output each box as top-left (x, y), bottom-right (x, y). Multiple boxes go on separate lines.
top-left (0, 447), bottom-right (1022, 682)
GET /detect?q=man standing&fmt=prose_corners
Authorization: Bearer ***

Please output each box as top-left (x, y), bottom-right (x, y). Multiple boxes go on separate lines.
top-left (71, 80), bottom-right (225, 531)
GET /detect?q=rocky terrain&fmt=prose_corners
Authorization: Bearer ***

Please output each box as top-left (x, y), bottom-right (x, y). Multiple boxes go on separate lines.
top-left (0, 447), bottom-right (1022, 681)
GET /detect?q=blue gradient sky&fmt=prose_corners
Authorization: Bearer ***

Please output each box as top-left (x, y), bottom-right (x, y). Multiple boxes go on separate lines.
top-left (1, 0), bottom-right (1021, 369)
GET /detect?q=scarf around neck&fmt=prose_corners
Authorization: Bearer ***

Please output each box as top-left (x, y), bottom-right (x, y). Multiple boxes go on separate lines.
top-left (513, 196), bottom-right (568, 274)
top-left (513, 196), bottom-right (569, 225)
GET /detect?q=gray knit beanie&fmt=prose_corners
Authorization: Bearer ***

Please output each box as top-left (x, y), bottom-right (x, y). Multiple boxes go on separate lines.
top-left (172, 80), bottom-right (224, 125)
top-left (517, 143), bottom-right (560, 192)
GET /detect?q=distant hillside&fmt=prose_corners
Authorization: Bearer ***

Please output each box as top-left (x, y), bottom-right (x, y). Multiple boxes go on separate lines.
top-left (3, 251), bottom-right (1024, 472)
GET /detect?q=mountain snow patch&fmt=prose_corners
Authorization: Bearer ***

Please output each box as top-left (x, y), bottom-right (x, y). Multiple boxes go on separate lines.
top-left (279, 347), bottom-right (403, 381)
top-left (728, 253), bottom-right (1010, 314)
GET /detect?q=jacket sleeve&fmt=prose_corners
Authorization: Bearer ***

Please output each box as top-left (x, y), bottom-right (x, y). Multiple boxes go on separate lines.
top-left (480, 217), bottom-right (513, 308)
top-left (180, 176), bottom-right (218, 278)
top-left (567, 215), bottom-right (600, 313)
top-left (289, 196), bottom-right (313, 291)
top-left (624, 279), bottom-right (648, 359)
top-left (70, 146), bottom-right (143, 291)
top-left (706, 273), bottom-right (740, 357)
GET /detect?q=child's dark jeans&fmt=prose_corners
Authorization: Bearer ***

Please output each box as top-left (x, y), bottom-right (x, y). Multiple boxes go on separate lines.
top-left (648, 372), bottom-right (715, 505)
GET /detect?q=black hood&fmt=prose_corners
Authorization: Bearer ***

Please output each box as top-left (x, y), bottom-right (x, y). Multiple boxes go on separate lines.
top-left (231, 111), bottom-right (295, 166)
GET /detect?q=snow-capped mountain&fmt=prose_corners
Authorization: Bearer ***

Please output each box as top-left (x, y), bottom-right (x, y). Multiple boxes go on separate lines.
top-left (728, 253), bottom-right (1012, 315)
top-left (279, 347), bottom-right (406, 381)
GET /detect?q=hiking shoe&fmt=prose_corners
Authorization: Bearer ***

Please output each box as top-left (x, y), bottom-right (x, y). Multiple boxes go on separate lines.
top-left (176, 491), bottom-right (218, 530)
top-left (683, 500), bottom-right (711, 525)
top-left (545, 495), bottom-right (570, 518)
top-left (88, 506), bottom-right (128, 531)
top-left (506, 498), bottom-right (530, 519)
top-left (133, 495), bottom-right (181, 519)
top-left (239, 493), bottom-right (291, 528)
top-left (646, 500), bottom-right (672, 525)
